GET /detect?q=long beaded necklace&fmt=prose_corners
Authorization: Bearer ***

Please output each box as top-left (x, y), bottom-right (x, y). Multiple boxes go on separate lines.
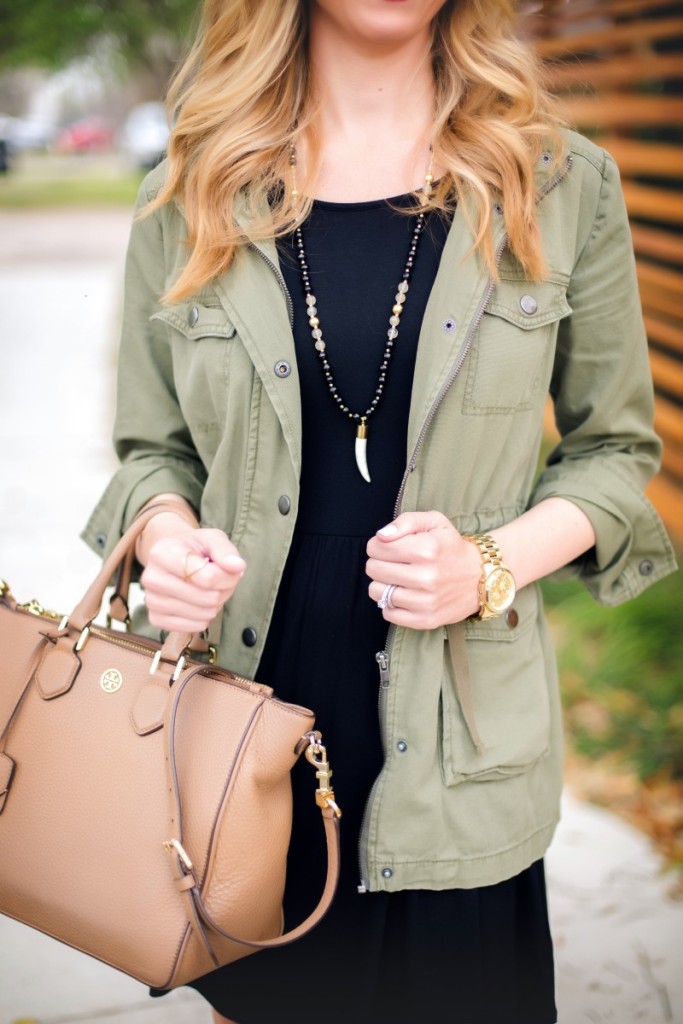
top-left (290, 148), bottom-right (433, 483)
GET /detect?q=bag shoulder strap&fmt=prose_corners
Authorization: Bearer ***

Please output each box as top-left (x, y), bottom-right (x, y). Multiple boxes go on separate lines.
top-left (162, 665), bottom-right (341, 956)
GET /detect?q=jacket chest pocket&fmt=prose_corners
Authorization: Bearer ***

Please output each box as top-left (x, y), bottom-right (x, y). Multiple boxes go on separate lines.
top-left (462, 280), bottom-right (571, 414)
top-left (151, 301), bottom-right (236, 440)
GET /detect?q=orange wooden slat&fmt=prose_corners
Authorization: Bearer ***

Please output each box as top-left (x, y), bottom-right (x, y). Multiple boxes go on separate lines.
top-left (543, 53), bottom-right (683, 91)
top-left (645, 314), bottom-right (683, 355)
top-left (640, 286), bottom-right (683, 324)
top-left (638, 262), bottom-right (683, 300)
top-left (654, 395), bottom-right (683, 446)
top-left (631, 225), bottom-right (683, 266)
top-left (622, 182), bottom-right (683, 225)
top-left (535, 15), bottom-right (683, 57)
top-left (646, 473), bottom-right (683, 540)
top-left (533, 0), bottom-right (683, 26)
top-left (661, 441), bottom-right (683, 483)
top-left (649, 349), bottom-right (683, 398)
top-left (596, 139), bottom-right (683, 178)
top-left (561, 95), bottom-right (683, 129)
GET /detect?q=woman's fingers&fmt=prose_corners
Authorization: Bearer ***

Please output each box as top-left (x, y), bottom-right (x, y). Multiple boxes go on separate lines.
top-left (365, 556), bottom-right (439, 591)
top-left (140, 526), bottom-right (246, 632)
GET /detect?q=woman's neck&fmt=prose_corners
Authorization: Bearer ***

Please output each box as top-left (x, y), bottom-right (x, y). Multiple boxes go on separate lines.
top-left (306, 12), bottom-right (437, 202)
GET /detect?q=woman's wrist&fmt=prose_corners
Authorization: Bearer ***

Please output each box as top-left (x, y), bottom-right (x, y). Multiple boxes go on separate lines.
top-left (134, 495), bottom-right (198, 566)
top-left (487, 497), bottom-right (596, 591)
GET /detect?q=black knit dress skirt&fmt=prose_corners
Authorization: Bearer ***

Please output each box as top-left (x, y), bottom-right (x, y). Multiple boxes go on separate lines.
top-left (160, 194), bottom-right (557, 1024)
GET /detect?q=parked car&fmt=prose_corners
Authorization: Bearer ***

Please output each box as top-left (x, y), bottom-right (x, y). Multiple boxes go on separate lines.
top-left (54, 118), bottom-right (114, 154)
top-left (120, 102), bottom-right (170, 170)
top-left (7, 117), bottom-right (56, 152)
top-left (0, 114), bottom-right (12, 172)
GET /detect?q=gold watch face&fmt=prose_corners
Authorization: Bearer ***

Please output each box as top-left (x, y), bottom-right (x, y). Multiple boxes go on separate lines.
top-left (485, 567), bottom-right (516, 612)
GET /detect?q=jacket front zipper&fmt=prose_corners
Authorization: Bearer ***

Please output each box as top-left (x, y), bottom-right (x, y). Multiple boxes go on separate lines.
top-left (247, 242), bottom-right (294, 328)
top-left (358, 154), bottom-right (574, 892)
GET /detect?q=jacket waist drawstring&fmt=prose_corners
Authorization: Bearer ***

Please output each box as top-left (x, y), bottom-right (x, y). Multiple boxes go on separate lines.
top-left (446, 621), bottom-right (485, 756)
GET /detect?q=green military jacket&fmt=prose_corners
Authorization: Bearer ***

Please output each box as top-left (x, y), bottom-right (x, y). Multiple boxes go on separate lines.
top-left (83, 129), bottom-right (677, 892)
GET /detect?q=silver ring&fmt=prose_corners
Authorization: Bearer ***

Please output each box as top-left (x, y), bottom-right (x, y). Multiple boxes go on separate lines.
top-left (377, 584), bottom-right (397, 610)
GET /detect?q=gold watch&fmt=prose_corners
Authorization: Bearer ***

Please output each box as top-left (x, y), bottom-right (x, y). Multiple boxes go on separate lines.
top-left (464, 534), bottom-right (516, 620)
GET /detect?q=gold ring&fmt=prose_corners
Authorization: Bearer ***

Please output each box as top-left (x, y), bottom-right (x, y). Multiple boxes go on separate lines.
top-left (183, 552), bottom-right (210, 579)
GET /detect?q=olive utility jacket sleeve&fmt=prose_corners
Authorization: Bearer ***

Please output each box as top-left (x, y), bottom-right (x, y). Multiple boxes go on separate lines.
top-left (83, 130), bottom-right (677, 892)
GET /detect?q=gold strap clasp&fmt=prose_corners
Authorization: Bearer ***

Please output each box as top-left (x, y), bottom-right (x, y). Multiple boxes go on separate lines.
top-left (305, 735), bottom-right (341, 817)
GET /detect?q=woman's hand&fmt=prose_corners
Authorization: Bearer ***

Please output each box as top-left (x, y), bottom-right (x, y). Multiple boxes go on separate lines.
top-left (138, 510), bottom-right (246, 633)
top-left (366, 511), bottom-right (481, 629)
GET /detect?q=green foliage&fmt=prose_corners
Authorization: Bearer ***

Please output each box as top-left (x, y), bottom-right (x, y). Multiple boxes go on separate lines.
top-left (543, 567), bottom-right (683, 781)
top-left (0, 0), bottom-right (200, 72)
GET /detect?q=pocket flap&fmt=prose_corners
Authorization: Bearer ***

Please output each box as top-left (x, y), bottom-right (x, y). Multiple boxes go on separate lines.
top-left (465, 582), bottom-right (538, 642)
top-left (486, 280), bottom-right (572, 331)
top-left (151, 302), bottom-right (236, 340)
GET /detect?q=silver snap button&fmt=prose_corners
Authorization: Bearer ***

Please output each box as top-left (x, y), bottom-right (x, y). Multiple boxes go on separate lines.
top-left (381, 867), bottom-right (393, 879)
top-left (396, 740), bottom-right (408, 753)
top-left (95, 532), bottom-right (107, 549)
top-left (274, 360), bottom-right (291, 378)
top-left (639, 559), bottom-right (654, 576)
top-left (441, 319), bottom-right (457, 334)
top-left (278, 495), bottom-right (291, 516)
top-left (541, 152), bottom-right (552, 165)
top-left (493, 202), bottom-right (503, 216)
top-left (520, 294), bottom-right (538, 315)
top-left (188, 306), bottom-right (199, 328)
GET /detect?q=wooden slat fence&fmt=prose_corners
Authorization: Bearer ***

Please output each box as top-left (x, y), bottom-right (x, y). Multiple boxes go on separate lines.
top-left (525, 0), bottom-right (683, 541)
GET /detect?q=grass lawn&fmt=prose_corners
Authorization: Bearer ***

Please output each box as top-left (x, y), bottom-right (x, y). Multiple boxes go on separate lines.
top-left (543, 567), bottom-right (683, 871)
top-left (0, 152), bottom-right (144, 208)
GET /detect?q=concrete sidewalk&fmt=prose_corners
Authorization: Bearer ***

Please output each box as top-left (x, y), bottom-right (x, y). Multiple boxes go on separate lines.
top-left (0, 209), bottom-right (681, 1024)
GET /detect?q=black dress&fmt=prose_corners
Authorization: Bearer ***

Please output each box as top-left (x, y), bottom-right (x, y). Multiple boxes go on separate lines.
top-left (163, 194), bottom-right (557, 1023)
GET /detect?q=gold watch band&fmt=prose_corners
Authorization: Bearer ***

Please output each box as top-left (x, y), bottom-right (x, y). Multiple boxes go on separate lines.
top-left (463, 533), bottom-right (515, 620)
top-left (467, 533), bottom-right (505, 568)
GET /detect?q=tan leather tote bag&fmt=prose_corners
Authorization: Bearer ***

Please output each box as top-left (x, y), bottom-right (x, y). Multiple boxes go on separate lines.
top-left (0, 504), bottom-right (340, 990)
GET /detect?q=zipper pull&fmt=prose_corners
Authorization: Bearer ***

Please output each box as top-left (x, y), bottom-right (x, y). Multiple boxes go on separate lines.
top-left (375, 651), bottom-right (390, 686)
top-left (357, 882), bottom-right (368, 894)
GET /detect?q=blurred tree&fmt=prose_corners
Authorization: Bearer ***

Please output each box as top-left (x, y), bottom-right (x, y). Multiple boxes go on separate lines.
top-left (0, 0), bottom-right (200, 84)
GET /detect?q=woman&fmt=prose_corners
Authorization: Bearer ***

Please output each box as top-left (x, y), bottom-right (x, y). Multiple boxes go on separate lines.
top-left (84, 1), bottom-right (676, 1022)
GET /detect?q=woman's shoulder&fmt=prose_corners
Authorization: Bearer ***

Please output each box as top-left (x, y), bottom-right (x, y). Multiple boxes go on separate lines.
top-left (137, 158), bottom-right (171, 205)
top-left (546, 128), bottom-right (624, 222)
top-left (558, 128), bottom-right (610, 176)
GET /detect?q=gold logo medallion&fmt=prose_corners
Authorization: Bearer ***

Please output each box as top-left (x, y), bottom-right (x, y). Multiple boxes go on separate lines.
top-left (100, 668), bottom-right (123, 693)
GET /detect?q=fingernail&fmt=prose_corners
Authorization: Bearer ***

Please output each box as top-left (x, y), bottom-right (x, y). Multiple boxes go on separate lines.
top-left (224, 556), bottom-right (246, 570)
top-left (377, 524), bottom-right (398, 537)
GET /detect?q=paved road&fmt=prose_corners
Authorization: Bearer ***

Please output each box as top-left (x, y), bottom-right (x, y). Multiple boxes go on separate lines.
top-left (0, 209), bottom-right (681, 1024)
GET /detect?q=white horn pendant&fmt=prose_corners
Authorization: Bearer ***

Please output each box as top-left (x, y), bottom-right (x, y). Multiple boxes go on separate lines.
top-left (355, 419), bottom-right (371, 483)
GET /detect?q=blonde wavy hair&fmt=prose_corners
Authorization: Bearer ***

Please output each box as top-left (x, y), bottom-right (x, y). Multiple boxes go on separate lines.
top-left (152, 0), bottom-right (562, 303)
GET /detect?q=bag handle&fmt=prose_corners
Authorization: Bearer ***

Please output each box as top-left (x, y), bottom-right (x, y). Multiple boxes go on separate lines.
top-left (107, 501), bottom-right (200, 627)
top-left (67, 501), bottom-right (197, 664)
top-left (164, 665), bottom-right (342, 957)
